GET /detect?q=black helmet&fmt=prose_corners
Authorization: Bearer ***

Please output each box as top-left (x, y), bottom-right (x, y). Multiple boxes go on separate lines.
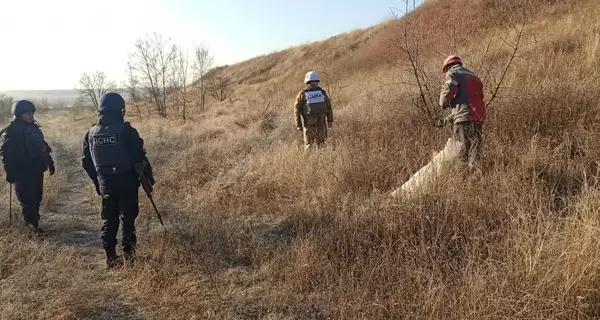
top-left (11, 100), bottom-right (36, 116)
top-left (99, 92), bottom-right (125, 113)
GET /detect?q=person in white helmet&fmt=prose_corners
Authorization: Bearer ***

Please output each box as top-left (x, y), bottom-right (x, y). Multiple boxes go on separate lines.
top-left (293, 71), bottom-right (333, 150)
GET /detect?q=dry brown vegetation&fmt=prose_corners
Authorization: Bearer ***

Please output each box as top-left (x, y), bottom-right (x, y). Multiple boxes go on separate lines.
top-left (2, 0), bottom-right (600, 319)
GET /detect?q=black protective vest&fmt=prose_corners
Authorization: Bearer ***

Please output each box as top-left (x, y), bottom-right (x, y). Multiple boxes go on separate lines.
top-left (23, 124), bottom-right (48, 160)
top-left (3, 121), bottom-right (49, 161)
top-left (88, 121), bottom-right (132, 176)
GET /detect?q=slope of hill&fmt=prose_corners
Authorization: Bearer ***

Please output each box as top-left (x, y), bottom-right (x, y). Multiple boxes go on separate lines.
top-left (2, 0), bottom-right (600, 319)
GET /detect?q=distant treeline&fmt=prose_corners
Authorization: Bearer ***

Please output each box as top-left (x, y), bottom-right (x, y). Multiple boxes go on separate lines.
top-left (0, 89), bottom-right (131, 108)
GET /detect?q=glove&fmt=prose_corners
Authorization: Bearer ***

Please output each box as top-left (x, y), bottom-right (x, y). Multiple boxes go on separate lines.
top-left (327, 122), bottom-right (333, 129)
top-left (135, 161), bottom-right (155, 190)
top-left (148, 175), bottom-right (156, 187)
top-left (144, 173), bottom-right (155, 193)
top-left (48, 162), bottom-right (56, 176)
top-left (93, 179), bottom-right (101, 196)
top-left (6, 172), bottom-right (15, 184)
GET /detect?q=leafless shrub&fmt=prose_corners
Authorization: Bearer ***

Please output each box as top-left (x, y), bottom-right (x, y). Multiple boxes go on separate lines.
top-left (127, 32), bottom-right (178, 117)
top-left (192, 45), bottom-right (215, 112)
top-left (207, 75), bottom-right (232, 102)
top-left (76, 71), bottom-right (117, 112)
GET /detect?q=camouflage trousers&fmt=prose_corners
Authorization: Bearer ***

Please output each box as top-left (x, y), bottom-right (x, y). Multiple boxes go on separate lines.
top-left (452, 121), bottom-right (483, 170)
top-left (303, 122), bottom-right (328, 150)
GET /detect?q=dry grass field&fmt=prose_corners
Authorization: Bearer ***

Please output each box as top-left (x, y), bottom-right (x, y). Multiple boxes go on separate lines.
top-left (2, 0), bottom-right (600, 319)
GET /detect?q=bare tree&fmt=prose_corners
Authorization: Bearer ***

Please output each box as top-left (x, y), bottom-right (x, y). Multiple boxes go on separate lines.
top-left (127, 32), bottom-right (178, 117)
top-left (387, 0), bottom-right (527, 123)
top-left (0, 94), bottom-right (14, 123)
top-left (389, 0), bottom-right (439, 123)
top-left (207, 75), bottom-right (231, 102)
top-left (483, 23), bottom-right (526, 108)
top-left (192, 45), bottom-right (215, 111)
top-left (171, 46), bottom-right (190, 120)
top-left (125, 64), bottom-right (144, 119)
top-left (77, 71), bottom-right (117, 111)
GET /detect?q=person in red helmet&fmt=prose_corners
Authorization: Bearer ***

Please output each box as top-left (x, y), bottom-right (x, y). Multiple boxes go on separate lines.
top-left (439, 55), bottom-right (485, 171)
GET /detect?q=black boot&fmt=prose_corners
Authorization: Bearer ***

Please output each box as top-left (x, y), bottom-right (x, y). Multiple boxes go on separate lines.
top-left (25, 221), bottom-right (46, 236)
top-left (123, 247), bottom-right (136, 266)
top-left (31, 220), bottom-right (44, 234)
top-left (34, 226), bottom-right (47, 236)
top-left (105, 248), bottom-right (123, 269)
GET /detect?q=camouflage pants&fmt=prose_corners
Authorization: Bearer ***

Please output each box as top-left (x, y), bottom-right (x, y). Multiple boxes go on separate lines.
top-left (303, 115), bottom-right (328, 150)
top-left (452, 121), bottom-right (483, 169)
top-left (303, 124), bottom-right (328, 150)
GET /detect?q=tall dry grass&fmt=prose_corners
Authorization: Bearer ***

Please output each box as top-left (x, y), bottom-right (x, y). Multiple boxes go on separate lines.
top-left (2, 0), bottom-right (600, 319)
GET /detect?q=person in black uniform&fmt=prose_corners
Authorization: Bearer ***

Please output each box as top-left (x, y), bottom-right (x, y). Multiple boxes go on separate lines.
top-left (0, 100), bottom-right (55, 234)
top-left (81, 92), bottom-right (154, 269)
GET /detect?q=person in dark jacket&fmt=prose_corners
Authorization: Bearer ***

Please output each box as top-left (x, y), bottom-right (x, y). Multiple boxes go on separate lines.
top-left (81, 92), bottom-right (154, 269)
top-left (0, 100), bottom-right (55, 234)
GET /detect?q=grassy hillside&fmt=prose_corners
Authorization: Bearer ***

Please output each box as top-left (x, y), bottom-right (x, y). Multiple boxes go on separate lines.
top-left (2, 0), bottom-right (600, 319)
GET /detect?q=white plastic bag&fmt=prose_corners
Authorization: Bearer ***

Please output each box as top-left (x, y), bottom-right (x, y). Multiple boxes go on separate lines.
top-left (391, 137), bottom-right (463, 198)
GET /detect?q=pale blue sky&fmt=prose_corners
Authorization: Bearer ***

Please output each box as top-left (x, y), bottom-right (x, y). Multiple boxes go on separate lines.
top-left (0, 0), bottom-right (412, 90)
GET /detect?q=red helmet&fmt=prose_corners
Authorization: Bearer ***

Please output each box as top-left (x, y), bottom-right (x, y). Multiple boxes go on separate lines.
top-left (442, 55), bottom-right (463, 73)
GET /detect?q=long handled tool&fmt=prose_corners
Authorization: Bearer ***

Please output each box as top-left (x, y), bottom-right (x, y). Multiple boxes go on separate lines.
top-left (134, 164), bottom-right (164, 226)
top-left (145, 192), bottom-right (164, 226)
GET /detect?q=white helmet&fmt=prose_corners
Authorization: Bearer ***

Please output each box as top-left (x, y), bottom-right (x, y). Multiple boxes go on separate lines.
top-left (304, 71), bottom-right (320, 84)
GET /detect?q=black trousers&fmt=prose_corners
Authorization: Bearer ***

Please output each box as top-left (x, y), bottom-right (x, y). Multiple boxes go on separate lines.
top-left (14, 173), bottom-right (44, 228)
top-left (101, 188), bottom-right (139, 252)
